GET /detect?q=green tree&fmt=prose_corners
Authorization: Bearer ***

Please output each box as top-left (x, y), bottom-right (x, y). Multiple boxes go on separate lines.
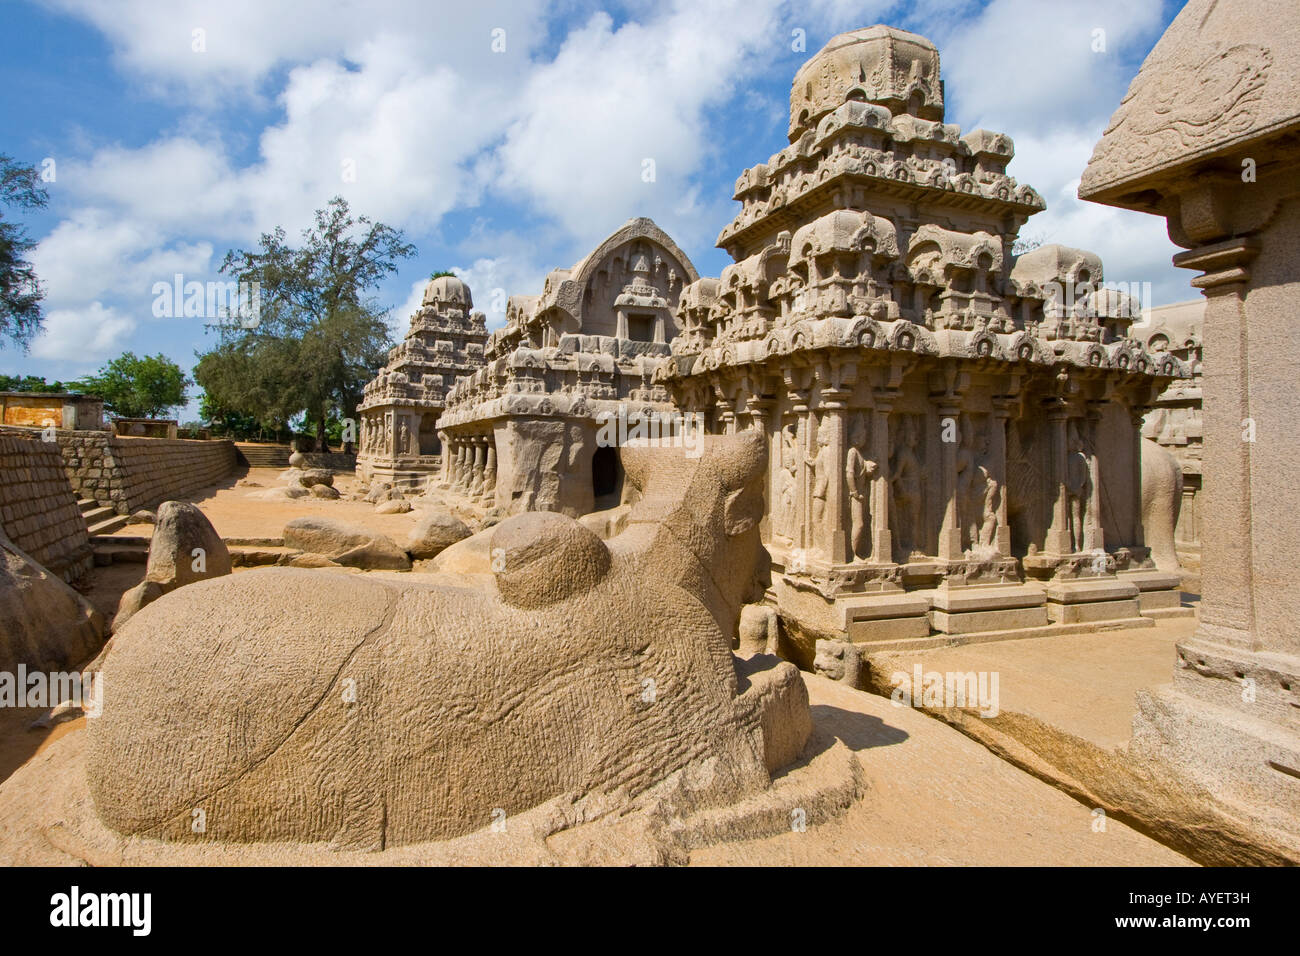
top-left (196, 196), bottom-right (413, 450)
top-left (76, 352), bottom-right (191, 419)
top-left (0, 374), bottom-right (68, 393)
top-left (0, 156), bottom-right (50, 351)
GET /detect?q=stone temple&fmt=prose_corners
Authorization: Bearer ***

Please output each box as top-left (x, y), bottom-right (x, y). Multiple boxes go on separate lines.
top-left (356, 275), bottom-right (488, 489)
top-left (432, 25), bottom-right (1185, 653)
top-left (438, 218), bottom-right (698, 516)
top-left (656, 26), bottom-right (1188, 653)
top-left (394, 32), bottom-right (1192, 655)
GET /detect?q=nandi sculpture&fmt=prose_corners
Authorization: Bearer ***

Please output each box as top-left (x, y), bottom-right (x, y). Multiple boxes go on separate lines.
top-left (87, 433), bottom-right (810, 849)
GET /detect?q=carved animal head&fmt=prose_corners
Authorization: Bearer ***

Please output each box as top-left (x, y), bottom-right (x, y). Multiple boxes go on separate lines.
top-left (619, 431), bottom-right (768, 641)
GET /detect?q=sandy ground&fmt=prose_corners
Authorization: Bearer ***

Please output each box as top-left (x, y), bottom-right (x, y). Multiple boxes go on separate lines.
top-left (692, 674), bottom-right (1192, 865)
top-left (103, 466), bottom-right (439, 543)
top-left (864, 616), bottom-right (1198, 750)
top-left (2, 465), bottom-right (1199, 864)
top-left (0, 675), bottom-right (1191, 866)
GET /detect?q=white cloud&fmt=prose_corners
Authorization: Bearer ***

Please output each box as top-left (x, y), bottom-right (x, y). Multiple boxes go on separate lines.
top-left (938, 0), bottom-right (1166, 133)
top-left (39, 0), bottom-right (549, 99)
top-left (30, 302), bottom-right (137, 363)
top-left (30, 210), bottom-right (215, 315)
top-left (494, 0), bottom-right (785, 247)
top-left (20, 0), bottom-right (1193, 382)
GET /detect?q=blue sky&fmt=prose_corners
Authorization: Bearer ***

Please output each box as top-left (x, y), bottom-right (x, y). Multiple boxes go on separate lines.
top-left (1, 0), bottom-right (1188, 420)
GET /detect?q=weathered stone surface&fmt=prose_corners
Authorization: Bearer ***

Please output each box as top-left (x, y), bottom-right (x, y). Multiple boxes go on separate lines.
top-left (0, 432), bottom-right (93, 584)
top-left (296, 468), bottom-right (334, 489)
top-left (0, 527), bottom-right (104, 673)
top-left (333, 536), bottom-right (411, 571)
top-left (282, 516), bottom-right (379, 556)
top-left (113, 502), bottom-right (231, 631)
top-left (310, 483), bottom-right (340, 499)
top-left (85, 434), bottom-right (809, 849)
top-left (738, 604), bottom-right (779, 657)
top-left (404, 511), bottom-right (472, 559)
top-left (145, 502), bottom-right (231, 590)
top-left (114, 580), bottom-right (166, 628)
top-left (282, 516), bottom-right (411, 570)
top-left (375, 498), bottom-right (411, 514)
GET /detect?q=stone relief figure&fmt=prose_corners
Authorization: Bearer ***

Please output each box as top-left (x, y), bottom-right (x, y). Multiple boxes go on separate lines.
top-left (1065, 420), bottom-right (1092, 553)
top-left (383, 413), bottom-right (394, 455)
top-left (845, 414), bottom-right (877, 560)
top-left (778, 424), bottom-right (798, 541)
top-left (890, 416), bottom-right (924, 560)
top-left (398, 418), bottom-right (410, 456)
top-left (806, 419), bottom-right (833, 528)
top-left (975, 433), bottom-right (1001, 550)
top-left (958, 424), bottom-right (1000, 552)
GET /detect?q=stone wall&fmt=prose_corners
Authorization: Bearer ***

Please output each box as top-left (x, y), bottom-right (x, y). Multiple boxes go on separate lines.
top-left (303, 451), bottom-right (357, 471)
top-left (103, 436), bottom-right (239, 514)
top-left (0, 433), bottom-right (92, 582)
top-left (0, 427), bottom-right (239, 515)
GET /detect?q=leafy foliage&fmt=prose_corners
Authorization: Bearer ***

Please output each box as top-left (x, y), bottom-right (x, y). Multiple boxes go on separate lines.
top-left (195, 196), bottom-right (414, 450)
top-left (0, 374), bottom-right (70, 393)
top-left (0, 155), bottom-right (50, 351)
top-left (75, 352), bottom-right (190, 419)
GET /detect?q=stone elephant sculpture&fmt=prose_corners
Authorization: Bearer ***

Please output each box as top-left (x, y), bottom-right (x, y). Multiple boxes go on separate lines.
top-left (1140, 436), bottom-right (1183, 573)
top-left (87, 433), bottom-right (810, 849)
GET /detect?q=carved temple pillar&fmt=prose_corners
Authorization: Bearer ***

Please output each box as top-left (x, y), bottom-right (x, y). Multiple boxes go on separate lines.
top-left (455, 441), bottom-right (468, 491)
top-left (748, 398), bottom-right (775, 542)
top-left (820, 387), bottom-right (850, 564)
top-left (1085, 401), bottom-right (1106, 554)
top-left (470, 438), bottom-right (486, 497)
top-left (484, 439), bottom-right (497, 500)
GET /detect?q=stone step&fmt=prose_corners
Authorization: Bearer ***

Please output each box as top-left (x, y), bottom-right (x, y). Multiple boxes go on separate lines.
top-left (81, 505), bottom-right (117, 525)
top-left (92, 543), bottom-right (148, 565)
top-left (235, 443), bottom-right (293, 468)
top-left (76, 498), bottom-right (98, 514)
top-left (87, 512), bottom-right (129, 536)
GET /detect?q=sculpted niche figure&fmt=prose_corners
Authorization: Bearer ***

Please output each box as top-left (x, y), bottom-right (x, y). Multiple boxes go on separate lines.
top-left (778, 425), bottom-right (798, 542)
top-left (845, 415), bottom-right (877, 560)
top-left (957, 425), bottom-right (1000, 553)
top-left (398, 418), bottom-right (410, 457)
top-left (806, 422), bottom-right (834, 530)
top-left (975, 433), bottom-right (1001, 551)
top-left (1065, 420), bottom-right (1092, 553)
top-left (890, 416), bottom-right (924, 560)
